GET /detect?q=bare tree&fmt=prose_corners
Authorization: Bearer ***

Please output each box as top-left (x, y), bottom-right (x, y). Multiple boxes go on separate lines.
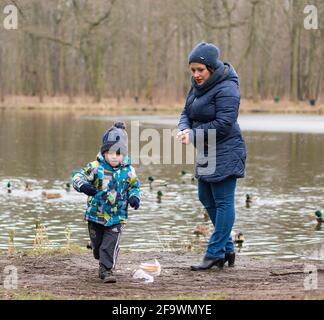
top-left (0, 0), bottom-right (323, 105)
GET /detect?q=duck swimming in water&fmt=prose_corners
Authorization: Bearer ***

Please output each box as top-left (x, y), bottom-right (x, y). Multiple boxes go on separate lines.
top-left (7, 181), bottom-right (12, 194)
top-left (65, 182), bottom-right (71, 192)
top-left (42, 191), bottom-right (62, 199)
top-left (315, 210), bottom-right (324, 223)
top-left (246, 194), bottom-right (252, 207)
top-left (25, 181), bottom-right (32, 191)
top-left (180, 170), bottom-right (195, 183)
top-left (157, 190), bottom-right (163, 203)
top-left (148, 176), bottom-right (167, 189)
top-left (148, 176), bottom-right (154, 189)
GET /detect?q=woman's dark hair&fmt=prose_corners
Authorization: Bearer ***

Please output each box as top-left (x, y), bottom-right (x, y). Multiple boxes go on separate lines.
top-left (206, 65), bottom-right (215, 74)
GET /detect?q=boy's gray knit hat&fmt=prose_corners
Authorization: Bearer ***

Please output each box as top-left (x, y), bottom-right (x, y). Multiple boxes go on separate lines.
top-left (101, 121), bottom-right (128, 156)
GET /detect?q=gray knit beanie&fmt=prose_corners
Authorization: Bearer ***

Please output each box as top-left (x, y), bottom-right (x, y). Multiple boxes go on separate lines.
top-left (188, 42), bottom-right (221, 70)
top-left (101, 121), bottom-right (128, 156)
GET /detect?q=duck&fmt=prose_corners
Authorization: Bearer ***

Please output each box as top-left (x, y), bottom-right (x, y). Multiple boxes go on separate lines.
top-left (7, 181), bottom-right (12, 194)
top-left (157, 190), bottom-right (163, 203)
top-left (148, 176), bottom-right (154, 188)
top-left (193, 224), bottom-right (209, 237)
top-left (180, 170), bottom-right (195, 183)
top-left (148, 176), bottom-right (167, 189)
top-left (232, 231), bottom-right (245, 245)
top-left (65, 182), bottom-right (71, 192)
top-left (25, 181), bottom-right (32, 191)
top-left (246, 194), bottom-right (253, 206)
top-left (314, 209), bottom-right (324, 223)
top-left (42, 191), bottom-right (62, 199)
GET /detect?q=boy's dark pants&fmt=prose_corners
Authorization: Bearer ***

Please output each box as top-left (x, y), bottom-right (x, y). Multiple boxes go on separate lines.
top-left (88, 221), bottom-right (123, 271)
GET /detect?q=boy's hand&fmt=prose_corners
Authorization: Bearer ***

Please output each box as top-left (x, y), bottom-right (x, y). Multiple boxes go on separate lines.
top-left (80, 184), bottom-right (97, 196)
top-left (129, 196), bottom-right (140, 210)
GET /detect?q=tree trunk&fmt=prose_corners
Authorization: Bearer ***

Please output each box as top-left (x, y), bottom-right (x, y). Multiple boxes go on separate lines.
top-left (291, 26), bottom-right (300, 102)
top-left (145, 1), bottom-right (154, 104)
top-left (307, 32), bottom-right (318, 100)
top-left (94, 43), bottom-right (103, 103)
top-left (251, 1), bottom-right (259, 102)
top-left (0, 47), bottom-right (5, 103)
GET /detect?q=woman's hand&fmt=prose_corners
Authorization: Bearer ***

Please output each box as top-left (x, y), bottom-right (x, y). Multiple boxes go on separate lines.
top-left (176, 129), bottom-right (191, 145)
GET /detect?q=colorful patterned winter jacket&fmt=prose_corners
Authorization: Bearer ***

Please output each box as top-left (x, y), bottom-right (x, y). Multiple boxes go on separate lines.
top-left (72, 152), bottom-right (140, 227)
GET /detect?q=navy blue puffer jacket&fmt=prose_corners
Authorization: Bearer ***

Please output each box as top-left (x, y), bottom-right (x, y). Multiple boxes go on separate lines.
top-left (178, 63), bottom-right (246, 183)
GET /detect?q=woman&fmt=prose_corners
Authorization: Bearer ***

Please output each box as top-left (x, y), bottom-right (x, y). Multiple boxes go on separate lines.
top-left (177, 42), bottom-right (246, 271)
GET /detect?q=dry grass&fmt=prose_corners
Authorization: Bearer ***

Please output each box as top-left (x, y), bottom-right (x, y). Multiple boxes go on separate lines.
top-left (7, 230), bottom-right (16, 255)
top-left (240, 98), bottom-right (324, 115)
top-left (26, 222), bottom-right (86, 256)
top-left (0, 95), bottom-right (183, 114)
top-left (1, 95), bottom-right (323, 115)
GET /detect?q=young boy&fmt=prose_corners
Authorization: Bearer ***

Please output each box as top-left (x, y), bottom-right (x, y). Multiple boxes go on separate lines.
top-left (72, 121), bottom-right (140, 283)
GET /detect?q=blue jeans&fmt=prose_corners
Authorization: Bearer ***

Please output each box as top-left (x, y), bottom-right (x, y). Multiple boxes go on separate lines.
top-left (198, 176), bottom-right (237, 259)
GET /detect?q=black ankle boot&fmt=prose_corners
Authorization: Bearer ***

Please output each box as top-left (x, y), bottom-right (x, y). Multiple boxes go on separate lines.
top-left (191, 257), bottom-right (225, 271)
top-left (225, 252), bottom-right (235, 267)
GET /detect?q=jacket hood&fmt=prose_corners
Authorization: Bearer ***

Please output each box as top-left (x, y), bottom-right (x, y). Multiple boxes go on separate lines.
top-left (191, 62), bottom-right (239, 97)
top-left (223, 62), bottom-right (239, 87)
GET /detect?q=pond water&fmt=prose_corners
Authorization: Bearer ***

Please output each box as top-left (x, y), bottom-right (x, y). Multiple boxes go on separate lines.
top-left (1, 110), bottom-right (324, 261)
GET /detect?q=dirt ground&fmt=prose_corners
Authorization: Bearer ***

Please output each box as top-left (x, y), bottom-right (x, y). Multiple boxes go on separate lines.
top-left (0, 251), bottom-right (323, 300)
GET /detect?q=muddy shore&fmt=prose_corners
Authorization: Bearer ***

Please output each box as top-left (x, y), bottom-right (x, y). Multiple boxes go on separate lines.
top-left (0, 251), bottom-right (323, 300)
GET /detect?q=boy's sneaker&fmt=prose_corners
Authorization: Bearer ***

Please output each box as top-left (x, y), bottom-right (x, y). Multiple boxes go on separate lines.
top-left (103, 270), bottom-right (117, 283)
top-left (98, 265), bottom-right (107, 280)
top-left (98, 265), bottom-right (116, 283)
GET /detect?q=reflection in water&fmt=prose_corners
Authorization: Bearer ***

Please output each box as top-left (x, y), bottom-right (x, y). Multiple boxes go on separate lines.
top-left (1, 110), bottom-right (324, 261)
